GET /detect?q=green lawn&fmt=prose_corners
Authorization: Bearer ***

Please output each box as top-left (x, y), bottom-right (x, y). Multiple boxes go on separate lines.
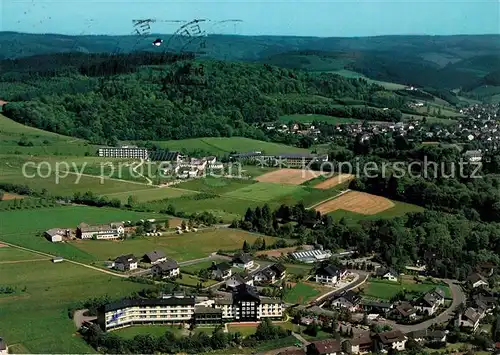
top-left (280, 114), bottom-right (360, 124)
top-left (175, 177), bottom-right (256, 194)
top-left (0, 246), bottom-right (49, 261)
top-left (0, 260), bottom-right (149, 353)
top-left (70, 228), bottom-right (283, 262)
top-left (284, 282), bottom-right (320, 304)
top-left (175, 273), bottom-right (218, 288)
top-left (240, 165), bottom-right (277, 178)
top-left (361, 279), bottom-right (451, 301)
top-left (284, 264), bottom-right (313, 277)
top-left (227, 325), bottom-right (258, 337)
top-left (181, 259), bottom-right (225, 274)
top-left (224, 182), bottom-right (304, 202)
top-left (103, 187), bottom-right (196, 203)
top-left (136, 137), bottom-right (308, 156)
top-left (0, 114), bottom-right (98, 156)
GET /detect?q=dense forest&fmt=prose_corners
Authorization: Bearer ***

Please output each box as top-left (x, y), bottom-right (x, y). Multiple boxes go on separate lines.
top-left (233, 203), bottom-right (500, 280)
top-left (2, 53), bottom-right (405, 144)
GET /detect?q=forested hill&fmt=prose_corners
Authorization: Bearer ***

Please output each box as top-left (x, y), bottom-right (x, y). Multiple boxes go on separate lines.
top-left (1, 54), bottom-right (404, 144)
top-left (1, 32), bottom-right (500, 92)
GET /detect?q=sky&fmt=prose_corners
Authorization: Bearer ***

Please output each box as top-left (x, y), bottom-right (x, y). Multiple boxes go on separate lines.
top-left (1, 0), bottom-right (499, 37)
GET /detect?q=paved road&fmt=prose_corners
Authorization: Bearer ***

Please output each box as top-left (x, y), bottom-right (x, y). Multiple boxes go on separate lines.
top-left (73, 309), bottom-right (97, 328)
top-left (310, 270), bottom-right (370, 307)
top-left (378, 279), bottom-right (466, 333)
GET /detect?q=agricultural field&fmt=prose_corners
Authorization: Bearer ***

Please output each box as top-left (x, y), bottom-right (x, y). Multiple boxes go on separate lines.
top-left (255, 168), bottom-right (325, 185)
top-left (328, 200), bottom-right (424, 222)
top-left (103, 186), bottom-right (196, 203)
top-left (314, 191), bottom-right (395, 215)
top-left (137, 137), bottom-right (308, 156)
top-left (0, 259), bottom-right (148, 353)
top-left (330, 70), bottom-right (407, 90)
top-left (0, 114), bottom-right (99, 156)
top-left (360, 278), bottom-right (452, 301)
top-left (0, 245), bottom-right (50, 262)
top-left (70, 228), bottom-right (283, 262)
top-left (279, 114), bottom-right (360, 124)
top-left (175, 177), bottom-right (256, 195)
top-left (283, 282), bottom-right (320, 304)
top-left (314, 174), bottom-right (355, 189)
top-left (223, 182), bottom-right (305, 202)
top-left (1, 192), bottom-right (25, 200)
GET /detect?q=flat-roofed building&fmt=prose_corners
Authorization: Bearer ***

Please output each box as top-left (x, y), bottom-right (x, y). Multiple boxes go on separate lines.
top-left (98, 146), bottom-right (149, 159)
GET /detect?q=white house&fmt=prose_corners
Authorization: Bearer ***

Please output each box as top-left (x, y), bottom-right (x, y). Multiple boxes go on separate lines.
top-left (114, 254), bottom-right (138, 271)
top-left (375, 267), bottom-right (399, 282)
top-left (143, 250), bottom-right (167, 265)
top-left (209, 262), bottom-right (232, 281)
top-left (457, 307), bottom-right (483, 332)
top-left (376, 330), bottom-right (407, 352)
top-left (225, 274), bottom-right (254, 289)
top-left (152, 259), bottom-right (180, 279)
top-left (413, 288), bottom-right (446, 316)
top-left (467, 273), bottom-right (489, 288)
top-left (315, 264), bottom-right (347, 285)
top-left (232, 253), bottom-right (254, 270)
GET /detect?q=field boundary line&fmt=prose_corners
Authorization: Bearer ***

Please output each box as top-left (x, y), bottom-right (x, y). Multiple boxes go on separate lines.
top-left (307, 189), bottom-right (351, 209)
top-left (0, 258), bottom-right (50, 264)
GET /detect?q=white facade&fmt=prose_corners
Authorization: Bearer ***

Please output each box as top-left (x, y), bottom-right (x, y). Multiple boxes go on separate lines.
top-left (98, 147), bottom-right (149, 159)
top-left (50, 234), bottom-right (63, 242)
top-left (115, 261), bottom-right (138, 271)
top-left (391, 339), bottom-right (407, 351)
top-left (79, 225), bottom-right (124, 240)
top-left (152, 267), bottom-right (180, 279)
top-left (315, 274), bottom-right (338, 284)
top-left (234, 260), bottom-right (254, 270)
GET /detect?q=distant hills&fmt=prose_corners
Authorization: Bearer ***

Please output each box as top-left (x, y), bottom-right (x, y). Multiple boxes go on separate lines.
top-left (0, 32), bottom-right (499, 99)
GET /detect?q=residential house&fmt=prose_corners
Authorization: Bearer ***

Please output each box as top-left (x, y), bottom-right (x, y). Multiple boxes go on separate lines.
top-left (330, 291), bottom-right (361, 312)
top-left (114, 254), bottom-right (138, 271)
top-left (457, 307), bottom-right (483, 332)
top-left (375, 267), bottom-right (399, 282)
top-left (151, 259), bottom-right (180, 279)
top-left (467, 272), bottom-right (489, 288)
top-left (306, 339), bottom-right (342, 355)
top-left (315, 264), bottom-right (347, 285)
top-left (142, 250), bottom-right (167, 265)
top-left (343, 334), bottom-right (372, 354)
top-left (253, 264), bottom-right (286, 284)
top-left (473, 290), bottom-right (497, 314)
top-left (44, 228), bottom-right (69, 242)
top-left (359, 300), bottom-right (393, 315)
top-left (407, 329), bottom-right (446, 344)
top-left (375, 330), bottom-right (407, 352)
top-left (225, 273), bottom-right (254, 289)
top-left (393, 301), bottom-right (417, 321)
top-left (270, 263), bottom-right (287, 280)
top-left (476, 262), bottom-right (495, 277)
top-left (0, 337), bottom-right (7, 355)
top-left (464, 150), bottom-right (482, 162)
top-left (232, 253), bottom-right (254, 270)
top-left (209, 262), bottom-right (232, 281)
top-left (413, 288), bottom-right (445, 316)
top-left (77, 222), bottom-right (124, 240)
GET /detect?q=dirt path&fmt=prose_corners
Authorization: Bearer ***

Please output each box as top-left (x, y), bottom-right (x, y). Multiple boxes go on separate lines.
top-left (131, 159), bottom-right (153, 185)
top-left (307, 189), bottom-right (351, 209)
top-left (0, 258), bottom-right (50, 264)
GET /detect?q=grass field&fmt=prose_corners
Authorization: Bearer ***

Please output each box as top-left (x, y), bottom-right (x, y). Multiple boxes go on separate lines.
top-left (70, 228), bottom-right (283, 262)
top-left (137, 137), bottom-right (308, 156)
top-left (0, 260), bottom-right (148, 353)
top-left (315, 191), bottom-right (395, 215)
top-left (114, 325), bottom-right (186, 338)
top-left (361, 279), bottom-right (451, 301)
top-left (255, 169), bottom-right (325, 185)
top-left (0, 114), bottom-right (98, 156)
top-left (224, 182), bottom-right (304, 202)
top-left (176, 273), bottom-right (218, 287)
top-left (175, 177), bottom-right (256, 194)
top-left (0, 206), bottom-right (159, 262)
top-left (0, 246), bottom-right (50, 262)
top-left (402, 113), bottom-right (459, 125)
top-left (283, 282), bottom-right (320, 304)
top-left (331, 70), bottom-right (407, 90)
top-left (280, 114), bottom-right (360, 124)
top-left (181, 259), bottom-right (226, 274)
top-left (328, 200), bottom-right (424, 221)
top-left (103, 187), bottom-right (196, 203)
top-left (283, 264), bottom-right (313, 277)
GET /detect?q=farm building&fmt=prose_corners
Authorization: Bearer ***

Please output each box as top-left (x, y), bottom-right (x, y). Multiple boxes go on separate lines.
top-left (44, 228), bottom-right (70, 243)
top-left (52, 257), bottom-right (64, 263)
top-left (114, 254), bottom-right (138, 271)
top-left (77, 222), bottom-right (124, 240)
top-left (290, 249), bottom-right (332, 263)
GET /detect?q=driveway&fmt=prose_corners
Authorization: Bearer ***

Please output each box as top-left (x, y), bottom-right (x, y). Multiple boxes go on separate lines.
top-left (378, 279), bottom-right (466, 333)
top-left (310, 270), bottom-right (370, 306)
top-left (73, 309), bottom-right (97, 329)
